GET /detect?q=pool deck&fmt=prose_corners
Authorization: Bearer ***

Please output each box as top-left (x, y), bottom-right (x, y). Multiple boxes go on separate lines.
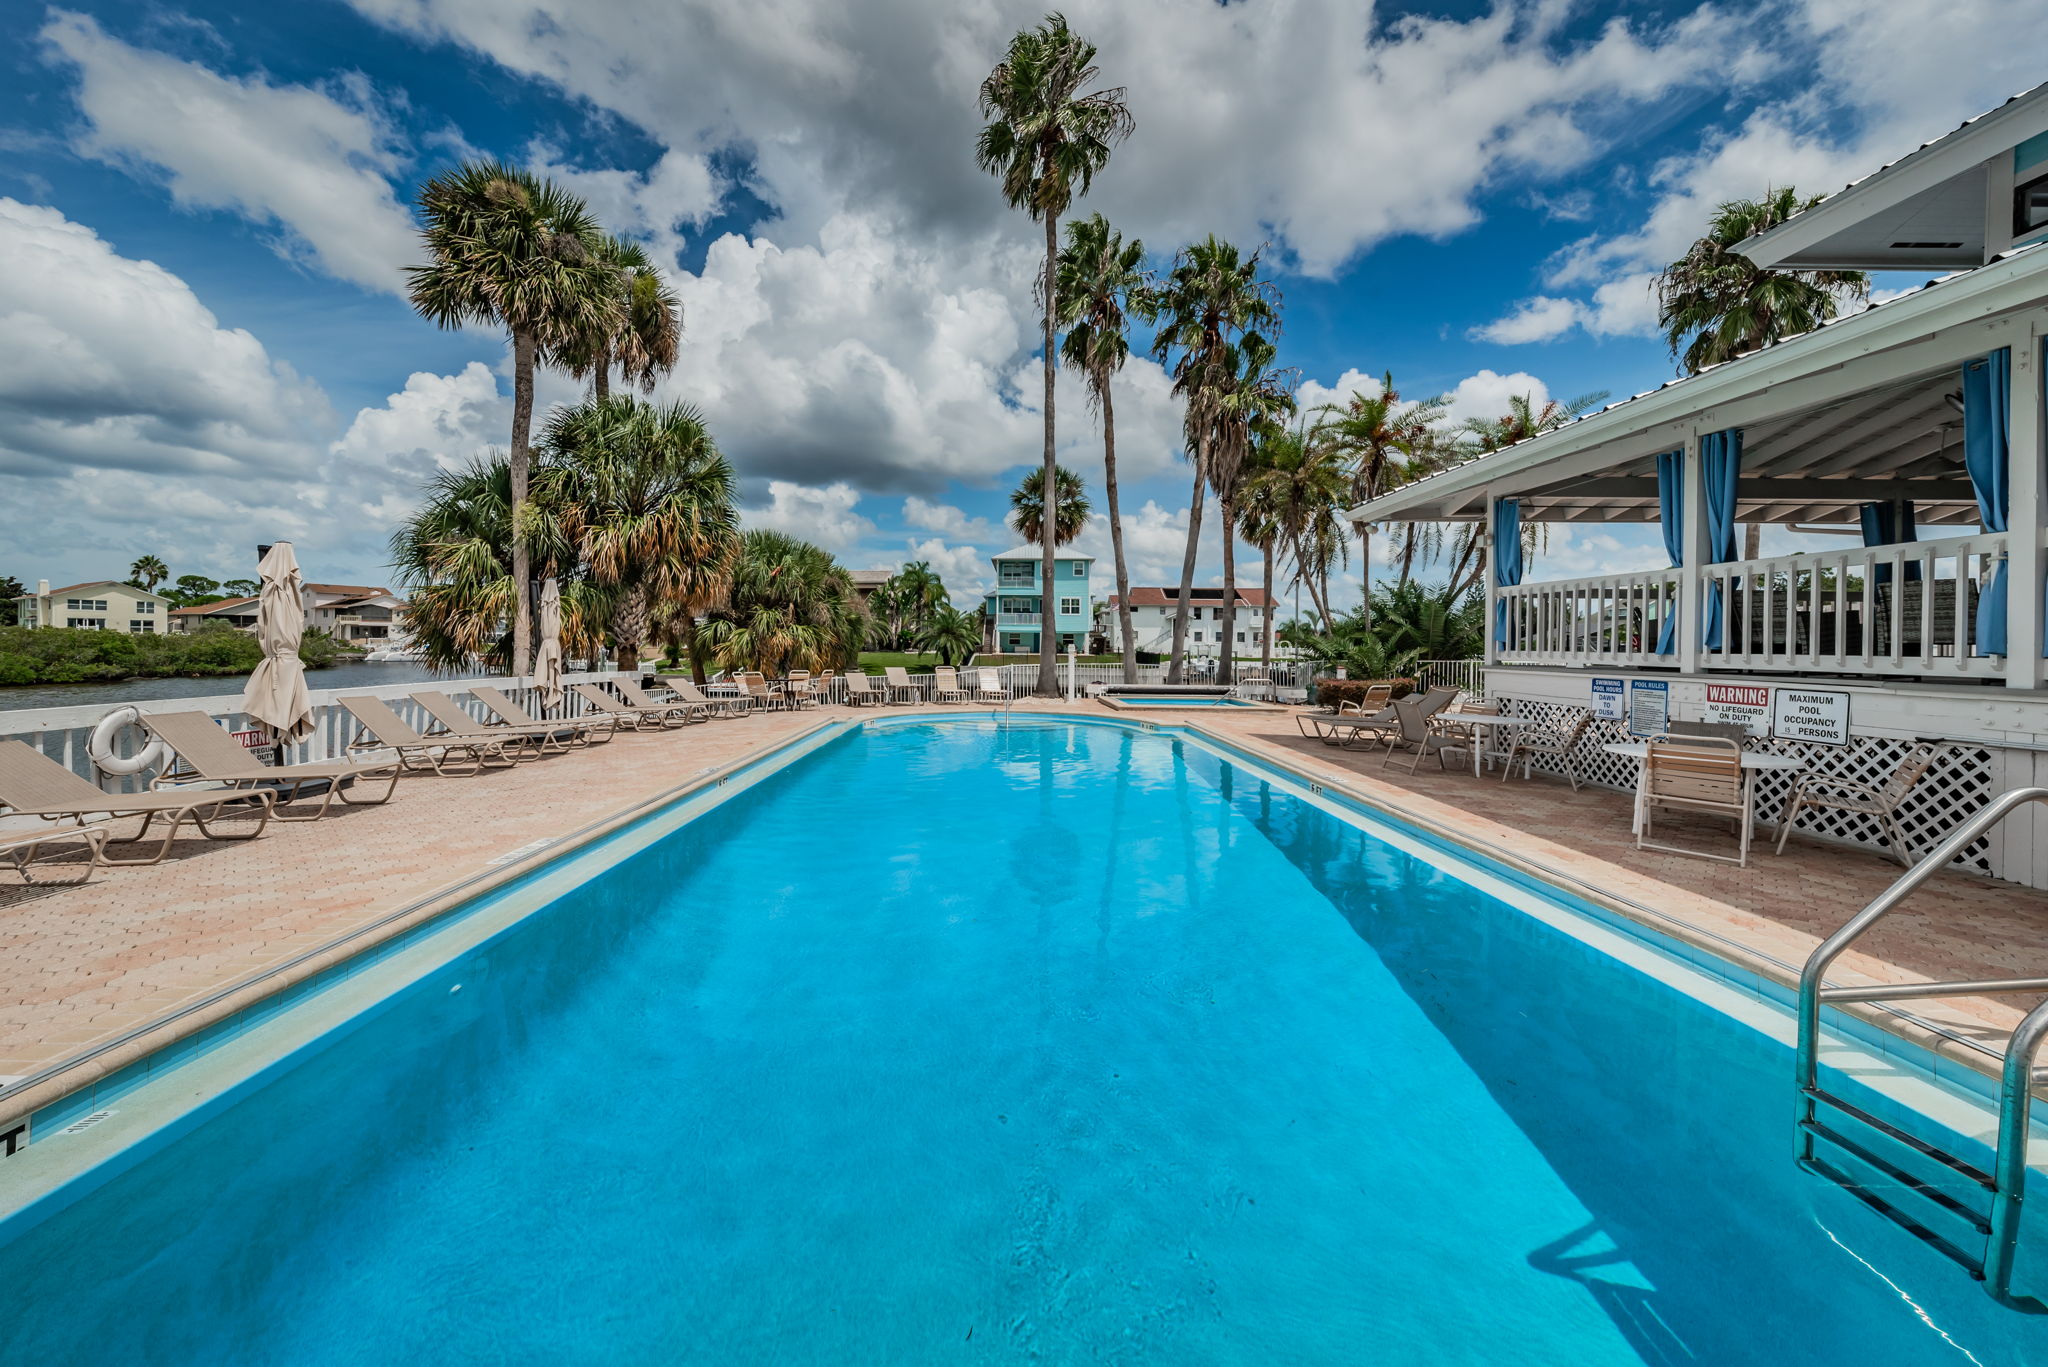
top-left (4, 698), bottom-right (2047, 1121)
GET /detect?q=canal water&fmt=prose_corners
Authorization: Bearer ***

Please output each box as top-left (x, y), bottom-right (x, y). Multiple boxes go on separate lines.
top-left (0, 661), bottom-right (488, 715)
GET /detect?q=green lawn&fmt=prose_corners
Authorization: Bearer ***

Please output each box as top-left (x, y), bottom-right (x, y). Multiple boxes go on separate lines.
top-left (857, 651), bottom-right (944, 672)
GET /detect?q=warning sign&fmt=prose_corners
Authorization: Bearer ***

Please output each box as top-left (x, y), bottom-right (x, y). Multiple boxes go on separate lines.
top-left (1702, 683), bottom-right (1770, 738)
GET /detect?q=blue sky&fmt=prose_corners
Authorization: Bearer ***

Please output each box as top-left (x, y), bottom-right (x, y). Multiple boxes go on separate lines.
top-left (2, 0), bottom-right (2043, 609)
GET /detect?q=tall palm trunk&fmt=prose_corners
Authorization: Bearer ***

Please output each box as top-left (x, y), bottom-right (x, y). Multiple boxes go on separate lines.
top-left (1037, 212), bottom-right (1058, 695)
top-left (593, 342), bottom-right (611, 403)
top-left (1217, 493), bottom-right (1238, 686)
top-left (509, 326), bottom-right (537, 676)
top-left (1297, 536), bottom-right (1333, 628)
top-left (613, 585), bottom-right (648, 672)
top-left (1260, 541), bottom-right (1274, 675)
top-left (1166, 457), bottom-right (1206, 684)
top-left (1101, 380), bottom-right (1137, 685)
top-left (1397, 525), bottom-right (1418, 586)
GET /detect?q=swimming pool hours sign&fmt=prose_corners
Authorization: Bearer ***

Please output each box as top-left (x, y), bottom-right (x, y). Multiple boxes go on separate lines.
top-left (1771, 688), bottom-right (1852, 746)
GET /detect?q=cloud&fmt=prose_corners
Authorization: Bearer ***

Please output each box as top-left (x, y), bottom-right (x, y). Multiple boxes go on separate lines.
top-left (899, 537), bottom-right (991, 602)
top-left (902, 497), bottom-right (997, 541)
top-left (744, 479), bottom-right (877, 554)
top-left (328, 362), bottom-right (508, 483)
top-left (0, 198), bottom-right (328, 482)
top-left (524, 138), bottom-right (722, 267)
top-left (1471, 274), bottom-right (1658, 344)
top-left (1441, 369), bottom-right (1553, 428)
top-left (40, 9), bottom-right (418, 294)
top-left (1471, 296), bottom-right (1583, 345)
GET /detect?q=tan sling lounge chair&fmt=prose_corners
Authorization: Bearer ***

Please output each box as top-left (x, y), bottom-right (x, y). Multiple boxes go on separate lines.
top-left (143, 710), bottom-right (402, 820)
top-left (410, 692), bottom-right (571, 761)
top-left (931, 666), bottom-right (970, 702)
top-left (973, 668), bottom-right (1010, 703)
top-left (2, 821), bottom-right (111, 884)
top-left (842, 671), bottom-right (884, 707)
top-left (612, 676), bottom-right (714, 724)
top-left (0, 739), bottom-right (274, 865)
top-left (469, 686), bottom-right (619, 744)
top-left (340, 695), bottom-right (524, 774)
top-left (883, 667), bottom-right (922, 705)
top-left (1379, 697), bottom-right (1460, 775)
top-left (656, 677), bottom-right (747, 719)
top-left (566, 682), bottom-right (691, 730)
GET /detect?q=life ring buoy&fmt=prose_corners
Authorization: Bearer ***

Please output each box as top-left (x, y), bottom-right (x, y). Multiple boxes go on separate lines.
top-left (89, 706), bottom-right (171, 776)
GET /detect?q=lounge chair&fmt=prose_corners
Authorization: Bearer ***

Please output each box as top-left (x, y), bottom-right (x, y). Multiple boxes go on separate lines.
top-left (1296, 704), bottom-right (1398, 750)
top-left (973, 668), bottom-right (1011, 703)
top-left (1774, 742), bottom-right (1937, 866)
top-left (611, 676), bottom-right (714, 724)
top-left (931, 666), bottom-right (971, 703)
top-left (1640, 735), bottom-right (1753, 866)
top-left (656, 677), bottom-right (747, 719)
top-left (0, 739), bottom-right (274, 864)
top-left (1499, 712), bottom-right (1594, 790)
top-left (566, 682), bottom-right (694, 730)
top-left (883, 666), bottom-right (924, 705)
top-left (1380, 695), bottom-right (1461, 775)
top-left (1332, 683), bottom-right (1393, 716)
top-left (842, 671), bottom-right (884, 707)
top-left (339, 695), bottom-right (524, 774)
top-left (469, 685), bottom-right (619, 744)
top-left (2, 821), bottom-right (110, 884)
top-left (143, 710), bottom-right (402, 820)
top-left (410, 692), bottom-right (571, 760)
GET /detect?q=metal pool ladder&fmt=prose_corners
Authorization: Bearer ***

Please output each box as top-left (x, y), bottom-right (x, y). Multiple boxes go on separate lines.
top-left (1796, 786), bottom-right (2048, 1312)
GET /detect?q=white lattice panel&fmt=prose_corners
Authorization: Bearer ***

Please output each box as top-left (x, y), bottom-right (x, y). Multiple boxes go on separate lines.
top-left (1497, 698), bottom-right (1994, 872)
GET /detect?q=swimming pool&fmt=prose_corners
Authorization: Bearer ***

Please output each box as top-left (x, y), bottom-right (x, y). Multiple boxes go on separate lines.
top-left (1, 718), bottom-right (2040, 1363)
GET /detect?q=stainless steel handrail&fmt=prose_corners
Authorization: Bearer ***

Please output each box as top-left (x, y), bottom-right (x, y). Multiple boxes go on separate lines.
top-left (1795, 786), bottom-right (2048, 1311)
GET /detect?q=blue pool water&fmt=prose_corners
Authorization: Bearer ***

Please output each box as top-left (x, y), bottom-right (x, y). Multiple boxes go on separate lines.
top-left (1, 719), bottom-right (2040, 1363)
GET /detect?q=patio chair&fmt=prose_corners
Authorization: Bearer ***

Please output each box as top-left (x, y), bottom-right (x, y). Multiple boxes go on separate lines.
top-left (973, 668), bottom-right (1011, 703)
top-left (842, 671), bottom-right (885, 707)
top-left (470, 686), bottom-right (620, 744)
top-left (782, 671), bottom-right (822, 709)
top-left (0, 739), bottom-right (275, 865)
top-left (2, 821), bottom-right (110, 884)
top-left (143, 710), bottom-right (402, 820)
top-left (1639, 735), bottom-right (1752, 866)
top-left (655, 677), bottom-right (747, 719)
top-left (1333, 683), bottom-right (1394, 717)
top-left (1434, 697), bottom-right (1502, 770)
top-left (1499, 712), bottom-right (1594, 790)
top-left (1773, 743), bottom-right (1939, 866)
top-left (339, 695), bottom-right (524, 774)
top-left (1380, 697), bottom-right (1459, 775)
top-left (932, 666), bottom-right (971, 703)
top-left (611, 676), bottom-right (713, 725)
top-left (410, 692), bottom-right (573, 761)
top-left (741, 672), bottom-right (784, 713)
top-left (883, 666), bottom-right (923, 705)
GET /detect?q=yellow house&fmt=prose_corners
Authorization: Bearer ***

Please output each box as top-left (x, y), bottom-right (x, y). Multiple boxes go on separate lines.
top-left (11, 579), bottom-right (173, 633)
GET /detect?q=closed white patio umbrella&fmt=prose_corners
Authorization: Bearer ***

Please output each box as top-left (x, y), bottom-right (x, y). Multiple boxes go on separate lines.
top-left (241, 541), bottom-right (315, 745)
top-left (535, 577), bottom-right (565, 711)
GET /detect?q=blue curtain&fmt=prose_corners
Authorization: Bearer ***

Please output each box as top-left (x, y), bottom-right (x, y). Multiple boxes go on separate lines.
top-left (1962, 350), bottom-right (2010, 655)
top-left (1493, 497), bottom-right (1522, 645)
top-left (1654, 450), bottom-right (1683, 654)
top-left (1857, 500), bottom-right (1919, 583)
top-left (1700, 429), bottom-right (1741, 649)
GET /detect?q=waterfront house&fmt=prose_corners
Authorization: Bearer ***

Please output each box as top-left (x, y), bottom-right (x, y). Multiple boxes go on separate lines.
top-left (11, 579), bottom-right (172, 633)
top-left (1097, 587), bottom-right (1274, 657)
top-left (1346, 81), bottom-right (2048, 888)
top-left (980, 546), bottom-right (1094, 654)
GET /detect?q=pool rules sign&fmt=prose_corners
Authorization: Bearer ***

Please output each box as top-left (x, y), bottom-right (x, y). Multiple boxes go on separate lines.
top-left (1772, 688), bottom-right (1851, 746)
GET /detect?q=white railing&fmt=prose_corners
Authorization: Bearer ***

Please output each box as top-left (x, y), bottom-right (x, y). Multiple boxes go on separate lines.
top-left (1496, 567), bottom-right (1677, 668)
top-left (0, 669), bottom-right (624, 791)
top-left (993, 613), bottom-right (1044, 627)
top-left (1418, 659), bottom-right (1485, 696)
top-left (1703, 533), bottom-right (2006, 678)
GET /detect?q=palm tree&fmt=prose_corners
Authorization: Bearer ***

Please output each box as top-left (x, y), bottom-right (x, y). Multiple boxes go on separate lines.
top-left (1202, 334), bottom-right (1295, 684)
top-left (390, 455), bottom-right (604, 672)
top-left (976, 13), bottom-right (1133, 695)
top-left (1055, 211), bottom-right (1146, 683)
top-left (1243, 417), bottom-right (1348, 631)
top-left (916, 603), bottom-right (983, 665)
top-left (1008, 464), bottom-right (1091, 546)
top-left (1149, 235), bottom-right (1280, 682)
top-left (553, 236), bottom-right (683, 402)
top-left (1657, 187), bottom-right (1870, 377)
top-left (407, 161), bottom-right (619, 674)
top-left (1235, 443), bottom-right (1283, 677)
top-left (128, 554), bottom-right (168, 592)
top-left (1460, 390), bottom-right (1608, 452)
top-left (696, 530), bottom-right (869, 676)
top-left (535, 396), bottom-right (740, 671)
top-left (1315, 373), bottom-right (1453, 626)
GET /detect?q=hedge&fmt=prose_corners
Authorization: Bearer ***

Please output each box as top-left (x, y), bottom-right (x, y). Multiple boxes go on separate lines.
top-left (1311, 676), bottom-right (1417, 709)
top-left (0, 625), bottom-right (342, 686)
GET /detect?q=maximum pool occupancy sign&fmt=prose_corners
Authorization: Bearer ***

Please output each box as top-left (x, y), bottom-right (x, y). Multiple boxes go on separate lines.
top-left (1771, 688), bottom-right (1851, 745)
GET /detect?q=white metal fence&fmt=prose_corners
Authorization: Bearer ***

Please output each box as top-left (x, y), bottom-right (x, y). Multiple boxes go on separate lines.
top-left (0, 670), bottom-right (626, 792)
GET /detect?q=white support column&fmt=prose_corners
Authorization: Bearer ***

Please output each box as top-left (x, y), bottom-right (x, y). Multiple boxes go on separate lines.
top-left (1677, 433), bottom-right (1706, 676)
top-left (2008, 326), bottom-right (2045, 685)
top-left (1482, 494), bottom-right (1499, 667)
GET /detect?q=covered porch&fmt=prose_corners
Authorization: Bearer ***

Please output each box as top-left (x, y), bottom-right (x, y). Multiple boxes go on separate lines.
top-left (1356, 247), bottom-right (2048, 689)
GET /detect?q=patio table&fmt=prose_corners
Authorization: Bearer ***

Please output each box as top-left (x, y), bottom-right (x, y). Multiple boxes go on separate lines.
top-left (1436, 713), bottom-right (1536, 778)
top-left (1602, 741), bottom-right (1804, 835)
